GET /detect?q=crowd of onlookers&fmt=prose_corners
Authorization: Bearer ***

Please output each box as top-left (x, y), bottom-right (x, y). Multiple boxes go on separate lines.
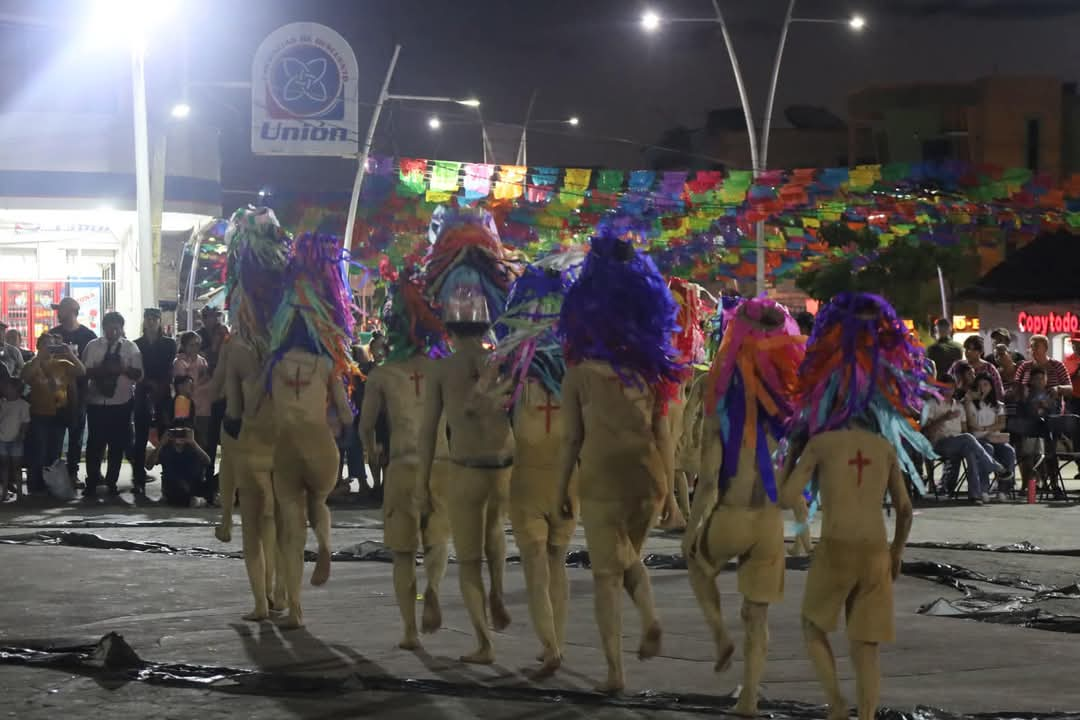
top-left (0, 296), bottom-right (388, 510)
top-left (921, 319), bottom-right (1079, 504)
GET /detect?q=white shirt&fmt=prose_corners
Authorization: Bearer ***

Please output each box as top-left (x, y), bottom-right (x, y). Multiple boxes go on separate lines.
top-left (0, 397), bottom-right (29, 441)
top-left (82, 337), bottom-right (143, 406)
top-left (924, 396), bottom-right (963, 441)
top-left (965, 399), bottom-right (1002, 440)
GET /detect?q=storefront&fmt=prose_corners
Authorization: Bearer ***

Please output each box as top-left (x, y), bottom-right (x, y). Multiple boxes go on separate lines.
top-left (0, 111), bottom-right (222, 349)
top-left (977, 303), bottom-right (1077, 360)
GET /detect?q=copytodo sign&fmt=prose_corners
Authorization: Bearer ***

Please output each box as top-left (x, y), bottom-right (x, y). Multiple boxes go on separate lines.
top-left (1017, 310), bottom-right (1080, 335)
top-left (252, 23), bottom-right (359, 156)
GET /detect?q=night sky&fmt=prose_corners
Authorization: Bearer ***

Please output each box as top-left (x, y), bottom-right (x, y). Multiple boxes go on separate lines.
top-left (9, 0), bottom-right (1080, 203)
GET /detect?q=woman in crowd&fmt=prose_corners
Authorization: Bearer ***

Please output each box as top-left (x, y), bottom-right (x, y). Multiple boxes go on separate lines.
top-left (964, 372), bottom-right (1017, 499)
top-left (949, 335), bottom-right (1003, 402)
top-left (172, 332), bottom-right (213, 450)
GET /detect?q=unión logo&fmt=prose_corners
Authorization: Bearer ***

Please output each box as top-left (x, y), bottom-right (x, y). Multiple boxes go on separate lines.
top-left (266, 38), bottom-right (347, 121)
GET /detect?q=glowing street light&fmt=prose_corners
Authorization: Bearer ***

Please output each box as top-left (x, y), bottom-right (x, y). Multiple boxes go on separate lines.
top-left (170, 102), bottom-right (191, 119)
top-left (428, 116), bottom-right (441, 130)
top-left (849, 14), bottom-right (866, 30)
top-left (568, 116), bottom-right (580, 126)
top-left (641, 10), bottom-right (661, 32)
top-left (458, 98), bottom-right (481, 107)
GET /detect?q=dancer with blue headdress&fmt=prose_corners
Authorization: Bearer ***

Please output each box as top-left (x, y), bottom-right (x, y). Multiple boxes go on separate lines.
top-left (683, 295), bottom-right (805, 716)
top-left (555, 224), bottom-right (686, 693)
top-left (267, 232), bottom-right (357, 629)
top-left (360, 267), bottom-right (452, 651)
top-left (416, 206), bottom-right (521, 665)
top-left (777, 292), bottom-right (930, 720)
top-left (490, 250), bottom-right (582, 678)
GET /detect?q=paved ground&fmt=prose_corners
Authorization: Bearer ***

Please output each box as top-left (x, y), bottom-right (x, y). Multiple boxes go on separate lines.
top-left (4, 468), bottom-right (1080, 719)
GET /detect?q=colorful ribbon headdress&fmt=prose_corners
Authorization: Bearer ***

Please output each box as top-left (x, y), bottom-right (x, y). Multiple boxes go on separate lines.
top-left (223, 206), bottom-right (291, 361)
top-left (668, 277), bottom-right (707, 367)
top-left (706, 297), bottom-right (806, 502)
top-left (382, 266), bottom-right (447, 363)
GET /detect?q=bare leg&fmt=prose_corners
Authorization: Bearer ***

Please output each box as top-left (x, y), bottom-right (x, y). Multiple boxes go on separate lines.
top-left (520, 541), bottom-right (560, 677)
top-left (675, 471), bottom-right (692, 520)
top-left (593, 571), bottom-right (624, 692)
top-left (307, 435), bottom-right (338, 587)
top-left (548, 544), bottom-right (570, 653)
top-left (273, 468), bottom-right (308, 630)
top-left (458, 559), bottom-right (494, 664)
top-left (392, 551), bottom-right (420, 650)
top-left (421, 541), bottom-right (448, 633)
top-left (307, 489), bottom-right (332, 586)
top-left (687, 560), bottom-right (735, 671)
top-left (803, 617), bottom-right (849, 720)
top-left (734, 600), bottom-right (769, 716)
top-left (850, 640), bottom-right (880, 720)
top-left (484, 487), bottom-right (510, 631)
top-left (215, 442), bottom-right (236, 543)
top-left (237, 480), bottom-right (269, 621)
top-left (659, 494), bottom-right (687, 530)
top-left (270, 538), bottom-right (287, 611)
top-left (621, 561), bottom-right (662, 659)
top-left (789, 497), bottom-right (813, 557)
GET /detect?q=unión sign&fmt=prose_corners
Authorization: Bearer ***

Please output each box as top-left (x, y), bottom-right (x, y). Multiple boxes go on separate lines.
top-left (251, 23), bottom-right (359, 157)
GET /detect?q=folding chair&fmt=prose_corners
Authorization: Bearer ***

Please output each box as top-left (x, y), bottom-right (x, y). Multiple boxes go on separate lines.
top-left (1006, 415), bottom-right (1058, 501)
top-left (1046, 414), bottom-right (1080, 500)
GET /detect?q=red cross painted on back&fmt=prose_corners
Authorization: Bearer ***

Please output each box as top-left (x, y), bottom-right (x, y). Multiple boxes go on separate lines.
top-left (537, 391), bottom-right (560, 435)
top-left (848, 450), bottom-right (871, 487)
top-left (409, 370), bottom-right (424, 398)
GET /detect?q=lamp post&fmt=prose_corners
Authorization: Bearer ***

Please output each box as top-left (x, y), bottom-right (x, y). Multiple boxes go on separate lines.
top-left (342, 45), bottom-right (482, 253)
top-left (517, 116), bottom-right (581, 167)
top-left (641, 1), bottom-right (864, 294)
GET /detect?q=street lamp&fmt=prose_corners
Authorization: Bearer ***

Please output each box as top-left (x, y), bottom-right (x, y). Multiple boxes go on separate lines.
top-left (568, 116), bottom-right (580, 127)
top-left (427, 116), bottom-right (442, 130)
top-left (170, 102), bottom-right (191, 119)
top-left (638, 1), bottom-right (865, 294)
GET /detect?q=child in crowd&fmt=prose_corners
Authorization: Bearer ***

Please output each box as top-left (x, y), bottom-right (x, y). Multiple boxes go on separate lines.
top-left (145, 426), bottom-right (211, 508)
top-left (172, 375), bottom-right (195, 426)
top-left (172, 332), bottom-right (212, 447)
top-left (1022, 367), bottom-right (1054, 419)
top-left (0, 378), bottom-right (29, 500)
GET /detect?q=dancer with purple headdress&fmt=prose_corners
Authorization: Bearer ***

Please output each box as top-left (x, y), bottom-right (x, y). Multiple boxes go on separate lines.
top-left (778, 292), bottom-right (932, 720)
top-left (267, 232), bottom-right (357, 629)
top-left (683, 295), bottom-right (805, 716)
top-left (555, 226), bottom-right (686, 693)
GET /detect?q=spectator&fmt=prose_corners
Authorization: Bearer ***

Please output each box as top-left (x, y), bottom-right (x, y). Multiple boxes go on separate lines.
top-left (172, 375), bottom-right (194, 426)
top-left (1063, 332), bottom-right (1080, 415)
top-left (145, 426), bottom-right (211, 508)
top-left (1021, 367), bottom-right (1055, 419)
top-left (951, 360), bottom-right (975, 402)
top-left (994, 344), bottom-right (1020, 404)
top-left (49, 296), bottom-right (97, 486)
top-left (368, 331), bottom-right (387, 365)
top-left (922, 375), bottom-right (1003, 505)
top-left (83, 311), bottom-right (142, 501)
top-left (131, 308), bottom-right (176, 496)
top-left (949, 335), bottom-right (1004, 401)
top-left (22, 333), bottom-right (84, 496)
top-left (1014, 334), bottom-right (1072, 414)
top-left (0, 321), bottom-right (25, 377)
top-left (965, 372), bottom-right (1016, 498)
top-left (927, 318), bottom-right (962, 383)
top-left (172, 332), bottom-right (212, 445)
top-left (0, 377), bottom-right (29, 501)
top-left (363, 333), bottom-right (389, 500)
top-left (196, 306), bottom-right (228, 492)
top-left (5, 328), bottom-right (32, 363)
top-left (332, 345), bottom-right (368, 496)
top-left (989, 328), bottom-right (1025, 366)
top-left (794, 310), bottom-right (815, 337)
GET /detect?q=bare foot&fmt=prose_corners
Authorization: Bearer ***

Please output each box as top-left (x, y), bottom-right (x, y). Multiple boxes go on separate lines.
top-left (242, 609), bottom-right (269, 622)
top-left (638, 622), bottom-right (662, 660)
top-left (490, 593), bottom-right (511, 631)
top-left (827, 701), bottom-right (851, 720)
top-left (421, 588), bottom-right (442, 633)
top-left (310, 546), bottom-right (331, 586)
top-left (594, 675), bottom-right (624, 694)
top-left (215, 524), bottom-right (231, 543)
top-left (270, 589), bottom-right (287, 612)
top-left (398, 635), bottom-right (421, 651)
top-left (714, 640), bottom-right (735, 672)
top-left (733, 697), bottom-right (759, 717)
top-left (660, 503), bottom-right (687, 531)
top-left (460, 647), bottom-right (495, 665)
top-left (526, 652), bottom-right (562, 679)
top-left (278, 609), bottom-right (304, 630)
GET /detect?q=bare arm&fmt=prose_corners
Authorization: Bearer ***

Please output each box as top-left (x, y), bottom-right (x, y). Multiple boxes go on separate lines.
top-left (359, 370), bottom-right (384, 461)
top-left (328, 364), bottom-right (353, 425)
top-left (654, 403), bottom-right (675, 501)
top-left (224, 346), bottom-right (244, 420)
top-left (189, 438), bottom-right (212, 466)
top-left (557, 370), bottom-right (583, 506)
top-left (778, 437), bottom-right (817, 509)
top-left (416, 367), bottom-right (444, 497)
top-left (684, 414), bottom-right (722, 548)
top-left (887, 454), bottom-right (913, 577)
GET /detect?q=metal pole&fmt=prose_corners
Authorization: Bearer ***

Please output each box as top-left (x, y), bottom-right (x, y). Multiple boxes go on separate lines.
top-left (132, 43), bottom-right (154, 313)
top-left (937, 265), bottom-right (948, 321)
top-left (709, 0), bottom-right (764, 293)
top-left (761, 0), bottom-right (795, 171)
top-left (517, 89), bottom-right (538, 167)
top-left (344, 44), bottom-right (401, 253)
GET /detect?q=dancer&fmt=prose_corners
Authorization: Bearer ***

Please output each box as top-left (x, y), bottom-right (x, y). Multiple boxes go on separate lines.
top-left (268, 232), bottom-right (357, 629)
top-left (215, 206), bottom-right (290, 621)
top-left (360, 269), bottom-right (452, 650)
top-left (490, 253), bottom-right (582, 677)
top-left (780, 292), bottom-right (930, 720)
top-left (556, 226), bottom-right (686, 692)
top-left (417, 208), bottom-right (521, 664)
top-left (683, 297), bottom-right (805, 715)
top-left (666, 278), bottom-right (707, 525)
